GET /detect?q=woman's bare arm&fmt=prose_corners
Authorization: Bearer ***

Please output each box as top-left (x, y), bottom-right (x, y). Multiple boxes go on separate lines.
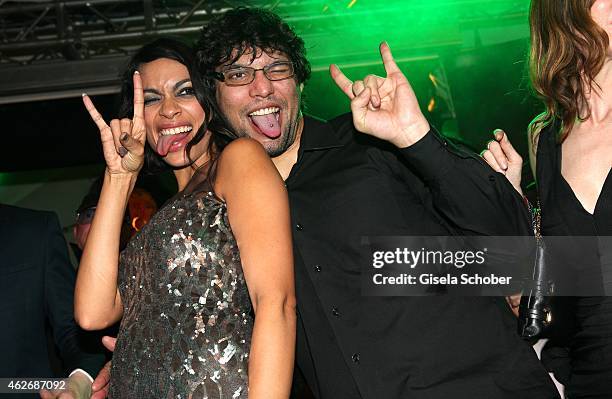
top-left (216, 138), bottom-right (296, 399)
top-left (75, 73), bottom-right (145, 330)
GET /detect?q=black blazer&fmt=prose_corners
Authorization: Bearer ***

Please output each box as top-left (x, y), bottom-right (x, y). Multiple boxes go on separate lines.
top-left (0, 205), bottom-right (104, 383)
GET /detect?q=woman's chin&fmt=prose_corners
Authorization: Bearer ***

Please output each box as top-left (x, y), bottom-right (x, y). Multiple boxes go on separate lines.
top-left (162, 151), bottom-right (192, 169)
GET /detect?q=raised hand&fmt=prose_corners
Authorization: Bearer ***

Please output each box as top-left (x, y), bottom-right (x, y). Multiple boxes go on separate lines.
top-left (480, 129), bottom-right (524, 195)
top-left (82, 72), bottom-right (145, 174)
top-left (330, 42), bottom-right (430, 148)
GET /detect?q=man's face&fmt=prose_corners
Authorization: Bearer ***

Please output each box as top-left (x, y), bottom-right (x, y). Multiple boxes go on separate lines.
top-left (215, 49), bottom-right (302, 157)
top-left (73, 206), bottom-right (96, 250)
top-left (73, 223), bottom-right (91, 250)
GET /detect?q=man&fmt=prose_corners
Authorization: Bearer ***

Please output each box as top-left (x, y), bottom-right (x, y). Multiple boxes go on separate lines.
top-left (71, 177), bottom-right (134, 263)
top-left (0, 204), bottom-right (105, 398)
top-left (194, 8), bottom-right (558, 399)
top-left (93, 7), bottom-right (559, 398)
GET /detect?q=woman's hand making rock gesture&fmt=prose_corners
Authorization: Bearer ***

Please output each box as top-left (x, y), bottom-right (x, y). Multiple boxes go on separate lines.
top-left (82, 71), bottom-right (146, 175)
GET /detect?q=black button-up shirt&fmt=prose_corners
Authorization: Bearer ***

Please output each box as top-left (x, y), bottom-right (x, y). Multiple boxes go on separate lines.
top-left (285, 114), bottom-right (559, 399)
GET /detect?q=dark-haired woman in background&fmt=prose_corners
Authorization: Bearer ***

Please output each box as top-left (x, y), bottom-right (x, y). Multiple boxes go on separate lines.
top-left (74, 38), bottom-right (295, 398)
top-left (483, 1), bottom-right (612, 397)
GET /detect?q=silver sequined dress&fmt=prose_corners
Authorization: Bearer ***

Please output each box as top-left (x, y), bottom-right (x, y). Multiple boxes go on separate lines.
top-left (109, 187), bottom-right (252, 399)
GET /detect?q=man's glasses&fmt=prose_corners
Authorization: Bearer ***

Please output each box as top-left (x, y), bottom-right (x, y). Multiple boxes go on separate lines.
top-left (76, 207), bottom-right (96, 225)
top-left (214, 61), bottom-right (295, 86)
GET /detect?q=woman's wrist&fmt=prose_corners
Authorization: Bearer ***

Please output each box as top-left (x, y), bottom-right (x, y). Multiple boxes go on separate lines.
top-left (105, 168), bottom-right (138, 183)
top-left (104, 168), bottom-right (138, 196)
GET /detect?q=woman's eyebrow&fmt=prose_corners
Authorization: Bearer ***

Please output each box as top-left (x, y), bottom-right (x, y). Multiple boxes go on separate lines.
top-left (143, 79), bottom-right (191, 94)
top-left (174, 78), bottom-right (191, 89)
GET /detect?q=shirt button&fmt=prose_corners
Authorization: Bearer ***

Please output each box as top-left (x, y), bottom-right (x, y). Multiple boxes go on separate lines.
top-left (313, 265), bottom-right (322, 272)
top-left (332, 307), bottom-right (340, 317)
top-left (351, 353), bottom-right (360, 364)
top-left (296, 223), bottom-right (303, 231)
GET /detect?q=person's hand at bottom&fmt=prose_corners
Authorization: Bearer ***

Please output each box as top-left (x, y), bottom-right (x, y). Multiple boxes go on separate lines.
top-left (90, 336), bottom-right (117, 399)
top-left (40, 371), bottom-right (92, 399)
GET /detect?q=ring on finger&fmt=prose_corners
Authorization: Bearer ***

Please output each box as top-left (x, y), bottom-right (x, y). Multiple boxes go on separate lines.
top-left (122, 151), bottom-right (142, 172)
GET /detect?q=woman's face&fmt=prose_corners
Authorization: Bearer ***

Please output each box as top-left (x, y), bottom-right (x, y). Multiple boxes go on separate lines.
top-left (139, 58), bottom-right (208, 168)
top-left (591, 0), bottom-right (612, 54)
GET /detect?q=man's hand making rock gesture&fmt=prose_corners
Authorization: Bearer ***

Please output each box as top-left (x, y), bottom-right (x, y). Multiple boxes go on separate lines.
top-left (330, 42), bottom-right (431, 148)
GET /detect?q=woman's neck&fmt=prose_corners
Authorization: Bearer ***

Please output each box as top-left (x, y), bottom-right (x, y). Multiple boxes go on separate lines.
top-left (173, 133), bottom-right (213, 191)
top-left (174, 167), bottom-right (196, 192)
top-left (583, 58), bottom-right (612, 125)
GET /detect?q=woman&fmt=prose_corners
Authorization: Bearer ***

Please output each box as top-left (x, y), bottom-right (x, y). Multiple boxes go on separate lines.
top-left (482, 1), bottom-right (612, 397)
top-left (74, 38), bottom-right (296, 398)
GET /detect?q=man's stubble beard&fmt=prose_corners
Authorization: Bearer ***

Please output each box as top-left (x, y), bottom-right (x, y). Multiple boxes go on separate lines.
top-left (266, 116), bottom-right (299, 157)
top-left (216, 85), bottom-right (303, 157)
top-left (219, 108), bottom-right (300, 158)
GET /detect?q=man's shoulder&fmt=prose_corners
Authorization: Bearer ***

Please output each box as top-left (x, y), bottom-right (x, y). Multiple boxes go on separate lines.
top-left (328, 113), bottom-right (397, 152)
top-left (320, 113), bottom-right (355, 137)
top-left (0, 206), bottom-right (61, 267)
top-left (299, 113), bottom-right (355, 150)
top-left (304, 113), bottom-right (353, 134)
top-left (327, 112), bottom-right (354, 128)
top-left (304, 112), bottom-right (386, 147)
top-left (0, 204), bottom-right (57, 231)
top-left (302, 114), bottom-right (401, 174)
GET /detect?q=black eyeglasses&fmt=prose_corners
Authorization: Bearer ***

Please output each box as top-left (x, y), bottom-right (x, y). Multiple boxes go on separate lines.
top-left (214, 61), bottom-right (295, 86)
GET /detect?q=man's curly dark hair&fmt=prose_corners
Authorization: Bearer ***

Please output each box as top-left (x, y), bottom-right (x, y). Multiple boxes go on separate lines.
top-left (195, 7), bottom-right (311, 86)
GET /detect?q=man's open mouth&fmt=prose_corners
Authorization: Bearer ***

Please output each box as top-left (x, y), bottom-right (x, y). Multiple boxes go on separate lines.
top-left (248, 107), bottom-right (281, 138)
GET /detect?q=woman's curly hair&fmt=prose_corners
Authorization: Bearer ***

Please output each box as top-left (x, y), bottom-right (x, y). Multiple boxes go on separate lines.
top-left (529, 0), bottom-right (609, 144)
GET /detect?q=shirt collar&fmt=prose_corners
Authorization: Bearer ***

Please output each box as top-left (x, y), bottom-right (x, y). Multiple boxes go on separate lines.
top-left (299, 114), bottom-right (350, 152)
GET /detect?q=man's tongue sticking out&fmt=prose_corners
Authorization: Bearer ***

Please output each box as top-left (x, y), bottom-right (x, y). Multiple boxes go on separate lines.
top-left (251, 114), bottom-right (281, 138)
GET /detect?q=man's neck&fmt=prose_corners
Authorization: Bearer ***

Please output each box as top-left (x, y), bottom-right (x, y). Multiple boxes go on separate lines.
top-left (272, 117), bottom-right (303, 181)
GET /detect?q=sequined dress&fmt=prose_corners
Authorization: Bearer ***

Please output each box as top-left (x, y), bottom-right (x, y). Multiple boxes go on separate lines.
top-left (108, 186), bottom-right (252, 399)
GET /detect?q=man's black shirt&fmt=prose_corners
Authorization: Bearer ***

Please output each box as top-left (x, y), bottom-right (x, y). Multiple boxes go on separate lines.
top-left (285, 114), bottom-right (559, 399)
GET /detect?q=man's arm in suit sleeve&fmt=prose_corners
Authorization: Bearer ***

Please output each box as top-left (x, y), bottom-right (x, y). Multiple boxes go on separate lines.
top-left (42, 211), bottom-right (105, 377)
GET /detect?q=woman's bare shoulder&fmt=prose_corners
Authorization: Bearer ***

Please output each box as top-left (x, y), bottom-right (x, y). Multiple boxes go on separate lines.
top-left (218, 137), bottom-right (269, 167)
top-left (215, 138), bottom-right (280, 198)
